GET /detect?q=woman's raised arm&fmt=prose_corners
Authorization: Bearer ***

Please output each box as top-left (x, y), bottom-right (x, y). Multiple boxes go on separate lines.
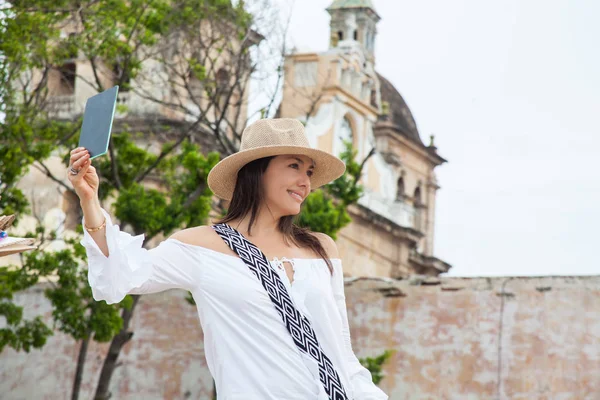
top-left (81, 207), bottom-right (200, 304)
top-left (68, 147), bottom-right (199, 304)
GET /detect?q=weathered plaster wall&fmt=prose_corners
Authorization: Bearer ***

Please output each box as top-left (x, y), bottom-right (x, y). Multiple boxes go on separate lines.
top-left (2, 276), bottom-right (599, 399)
top-left (355, 275), bottom-right (600, 400)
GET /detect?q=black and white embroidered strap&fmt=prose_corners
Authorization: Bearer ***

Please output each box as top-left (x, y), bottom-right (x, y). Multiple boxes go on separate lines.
top-left (211, 223), bottom-right (349, 400)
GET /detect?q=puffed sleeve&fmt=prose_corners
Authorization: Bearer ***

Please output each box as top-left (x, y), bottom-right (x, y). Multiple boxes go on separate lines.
top-left (331, 259), bottom-right (389, 400)
top-left (80, 207), bottom-right (198, 304)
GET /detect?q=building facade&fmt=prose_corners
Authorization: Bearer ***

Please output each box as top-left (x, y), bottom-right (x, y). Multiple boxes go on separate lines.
top-left (6, 1), bottom-right (451, 279)
top-left (279, 0), bottom-right (450, 278)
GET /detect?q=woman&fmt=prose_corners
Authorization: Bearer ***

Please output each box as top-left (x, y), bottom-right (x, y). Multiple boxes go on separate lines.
top-left (68, 118), bottom-right (388, 400)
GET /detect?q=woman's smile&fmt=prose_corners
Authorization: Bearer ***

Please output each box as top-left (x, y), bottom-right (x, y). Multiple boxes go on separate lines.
top-left (287, 190), bottom-right (303, 202)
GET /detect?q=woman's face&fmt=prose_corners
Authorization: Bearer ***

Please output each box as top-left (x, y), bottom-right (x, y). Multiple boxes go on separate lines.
top-left (262, 154), bottom-right (315, 216)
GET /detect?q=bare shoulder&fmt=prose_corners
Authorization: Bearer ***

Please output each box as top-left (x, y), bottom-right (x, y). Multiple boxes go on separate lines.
top-left (168, 226), bottom-right (224, 250)
top-left (311, 232), bottom-right (340, 259)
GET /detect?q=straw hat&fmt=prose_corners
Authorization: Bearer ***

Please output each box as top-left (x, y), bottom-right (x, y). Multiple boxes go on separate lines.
top-left (0, 241), bottom-right (37, 257)
top-left (207, 118), bottom-right (346, 201)
top-left (0, 214), bottom-right (37, 258)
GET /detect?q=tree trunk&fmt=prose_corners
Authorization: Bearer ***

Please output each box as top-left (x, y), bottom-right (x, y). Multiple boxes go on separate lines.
top-left (71, 334), bottom-right (91, 400)
top-left (94, 295), bottom-right (140, 400)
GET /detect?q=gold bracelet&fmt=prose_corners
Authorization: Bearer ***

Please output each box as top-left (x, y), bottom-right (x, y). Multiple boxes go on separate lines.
top-left (84, 217), bottom-right (106, 233)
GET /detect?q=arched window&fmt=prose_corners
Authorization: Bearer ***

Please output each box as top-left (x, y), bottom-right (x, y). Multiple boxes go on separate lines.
top-left (366, 30), bottom-right (374, 50)
top-left (216, 68), bottom-right (229, 88)
top-left (113, 59), bottom-right (131, 92)
top-left (413, 186), bottom-right (425, 232)
top-left (353, 30), bottom-right (358, 40)
top-left (62, 190), bottom-right (81, 231)
top-left (188, 70), bottom-right (204, 100)
top-left (215, 68), bottom-right (230, 109)
top-left (337, 116), bottom-right (353, 155)
top-left (396, 177), bottom-right (405, 201)
top-left (57, 62), bottom-right (76, 95)
top-left (337, 31), bottom-right (343, 41)
top-left (370, 89), bottom-right (377, 108)
top-left (414, 186), bottom-right (422, 206)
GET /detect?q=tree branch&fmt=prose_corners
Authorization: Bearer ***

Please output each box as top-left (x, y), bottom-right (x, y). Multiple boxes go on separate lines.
top-left (32, 161), bottom-right (75, 194)
top-left (108, 141), bottom-right (122, 190)
top-left (134, 120), bottom-right (200, 183)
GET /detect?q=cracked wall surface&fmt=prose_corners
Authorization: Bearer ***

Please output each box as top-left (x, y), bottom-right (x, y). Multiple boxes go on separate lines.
top-left (351, 275), bottom-right (600, 400)
top-left (1, 276), bottom-right (599, 399)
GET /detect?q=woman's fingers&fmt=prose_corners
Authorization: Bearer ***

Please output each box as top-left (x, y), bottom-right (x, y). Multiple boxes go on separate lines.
top-left (69, 148), bottom-right (89, 165)
top-left (72, 152), bottom-right (90, 170)
top-left (70, 147), bottom-right (87, 157)
top-left (79, 157), bottom-right (92, 175)
top-left (70, 151), bottom-right (88, 165)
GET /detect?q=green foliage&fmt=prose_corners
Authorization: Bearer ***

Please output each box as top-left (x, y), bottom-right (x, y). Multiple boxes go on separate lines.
top-left (0, 130), bottom-right (217, 352)
top-left (0, 0), bottom-right (388, 394)
top-left (156, 140), bottom-right (220, 229)
top-left (359, 349), bottom-right (395, 385)
top-left (0, 0), bottom-right (253, 104)
top-left (0, 264), bottom-right (53, 352)
top-left (0, 2), bottom-right (250, 398)
top-left (325, 139), bottom-right (365, 206)
top-left (188, 59), bottom-right (207, 81)
top-left (297, 139), bottom-right (368, 239)
top-left (297, 138), bottom-right (392, 387)
top-left (0, 226), bottom-right (127, 352)
top-left (104, 136), bottom-right (219, 237)
top-left (38, 238), bottom-right (125, 342)
top-left (297, 189), bottom-right (350, 240)
top-left (0, 0), bottom-right (226, 368)
top-left (0, 109), bottom-right (79, 221)
top-left (185, 292), bottom-right (196, 306)
top-left (116, 183), bottom-right (171, 234)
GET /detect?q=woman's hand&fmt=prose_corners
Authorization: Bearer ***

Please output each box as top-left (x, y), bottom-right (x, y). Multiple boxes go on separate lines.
top-left (67, 147), bottom-right (99, 203)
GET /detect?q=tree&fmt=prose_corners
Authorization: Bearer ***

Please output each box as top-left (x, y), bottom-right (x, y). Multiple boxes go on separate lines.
top-left (298, 139), bottom-right (375, 239)
top-left (0, 250), bottom-right (53, 354)
top-left (92, 137), bottom-right (218, 400)
top-left (2, 132), bottom-right (219, 400)
top-left (359, 349), bottom-right (395, 385)
top-left (0, 0), bottom-right (283, 398)
top-left (0, 0), bottom-right (78, 359)
top-left (21, 235), bottom-right (127, 400)
top-left (1, 0), bottom-right (390, 398)
top-left (300, 140), bottom-right (396, 388)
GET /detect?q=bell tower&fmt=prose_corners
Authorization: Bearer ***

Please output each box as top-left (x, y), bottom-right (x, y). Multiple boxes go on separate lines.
top-left (327, 0), bottom-right (381, 64)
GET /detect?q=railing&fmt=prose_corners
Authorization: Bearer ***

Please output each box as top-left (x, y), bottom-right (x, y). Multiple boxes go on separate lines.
top-left (45, 91), bottom-right (138, 119)
top-left (116, 91), bottom-right (130, 106)
top-left (46, 92), bottom-right (131, 118)
top-left (115, 91), bottom-right (131, 116)
top-left (46, 94), bottom-right (75, 118)
top-left (357, 190), bottom-right (418, 229)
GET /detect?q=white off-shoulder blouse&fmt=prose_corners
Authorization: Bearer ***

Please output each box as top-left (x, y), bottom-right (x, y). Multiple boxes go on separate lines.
top-left (81, 208), bottom-right (388, 400)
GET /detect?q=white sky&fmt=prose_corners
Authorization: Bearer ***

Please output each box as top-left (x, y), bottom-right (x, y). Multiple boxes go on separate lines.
top-left (270, 0), bottom-right (600, 277)
top-left (5, 1), bottom-right (594, 277)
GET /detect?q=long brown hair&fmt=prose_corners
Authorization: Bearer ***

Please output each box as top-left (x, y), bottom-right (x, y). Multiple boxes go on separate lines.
top-left (214, 156), bottom-right (334, 275)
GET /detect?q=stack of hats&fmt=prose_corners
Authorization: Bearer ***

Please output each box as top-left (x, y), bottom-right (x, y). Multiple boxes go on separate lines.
top-left (0, 214), bottom-right (37, 258)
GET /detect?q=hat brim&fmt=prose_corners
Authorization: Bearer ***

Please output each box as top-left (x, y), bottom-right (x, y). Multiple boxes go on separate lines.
top-left (0, 244), bottom-right (37, 258)
top-left (207, 145), bottom-right (346, 201)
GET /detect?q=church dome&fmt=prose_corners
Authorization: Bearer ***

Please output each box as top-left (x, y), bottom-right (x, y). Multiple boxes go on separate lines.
top-left (376, 73), bottom-right (424, 146)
